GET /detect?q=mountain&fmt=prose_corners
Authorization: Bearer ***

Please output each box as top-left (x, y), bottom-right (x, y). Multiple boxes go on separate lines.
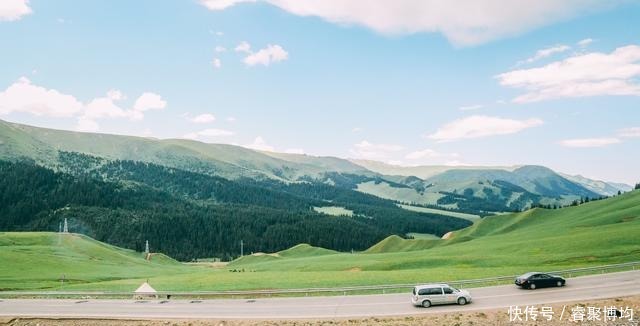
top-left (350, 159), bottom-right (518, 179)
top-left (0, 118), bottom-right (629, 217)
top-left (560, 173), bottom-right (632, 196)
top-left (351, 165), bottom-right (603, 214)
top-left (0, 119), bottom-right (370, 181)
top-left (0, 157), bottom-right (471, 260)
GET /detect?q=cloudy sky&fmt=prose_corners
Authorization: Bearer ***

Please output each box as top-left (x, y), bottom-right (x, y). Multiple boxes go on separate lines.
top-left (1, 0), bottom-right (639, 183)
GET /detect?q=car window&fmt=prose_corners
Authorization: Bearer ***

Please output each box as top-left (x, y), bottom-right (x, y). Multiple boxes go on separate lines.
top-left (430, 288), bottom-right (443, 295)
top-left (443, 287), bottom-right (454, 294)
top-left (538, 274), bottom-right (549, 279)
top-left (418, 288), bottom-right (429, 295)
top-left (412, 288), bottom-right (416, 295)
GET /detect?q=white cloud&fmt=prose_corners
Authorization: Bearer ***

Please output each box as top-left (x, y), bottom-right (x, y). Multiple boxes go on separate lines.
top-left (0, 0), bottom-right (32, 22)
top-left (215, 46), bottom-right (227, 53)
top-left (200, 0), bottom-right (256, 10)
top-left (349, 140), bottom-right (404, 159)
top-left (427, 115), bottom-right (543, 142)
top-left (227, 116), bottom-right (236, 122)
top-left (405, 149), bottom-right (458, 160)
top-left (198, 128), bottom-right (234, 137)
top-left (83, 94), bottom-right (128, 120)
top-left (0, 77), bottom-right (84, 117)
top-left (352, 127), bottom-right (363, 133)
top-left (618, 127), bottom-right (640, 138)
top-left (577, 38), bottom-right (593, 47)
top-left (285, 148), bottom-right (305, 154)
top-left (559, 137), bottom-right (620, 148)
top-left (234, 41), bottom-right (251, 53)
top-left (212, 57), bottom-right (222, 68)
top-left (520, 44), bottom-right (571, 64)
top-left (497, 45), bottom-right (640, 103)
top-left (133, 92), bottom-right (166, 112)
top-left (75, 117), bottom-right (100, 132)
top-left (182, 128), bottom-right (235, 140)
top-left (200, 0), bottom-right (617, 46)
top-left (243, 44), bottom-right (288, 67)
top-left (107, 89), bottom-right (125, 101)
top-left (0, 77), bottom-right (167, 132)
top-left (458, 104), bottom-right (484, 111)
top-left (190, 113), bottom-right (216, 124)
top-left (245, 136), bottom-right (275, 151)
top-left (78, 91), bottom-right (166, 130)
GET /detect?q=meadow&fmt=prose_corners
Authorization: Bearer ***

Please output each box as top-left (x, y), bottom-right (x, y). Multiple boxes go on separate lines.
top-left (1, 190), bottom-right (638, 293)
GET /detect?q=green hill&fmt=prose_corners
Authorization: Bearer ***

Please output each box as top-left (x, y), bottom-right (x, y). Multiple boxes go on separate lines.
top-left (278, 244), bottom-right (338, 258)
top-left (0, 119), bottom-right (368, 181)
top-left (1, 192), bottom-right (638, 292)
top-left (231, 190), bottom-right (640, 274)
top-left (364, 235), bottom-right (440, 254)
top-left (0, 232), bottom-right (188, 290)
top-left (228, 244), bottom-right (338, 266)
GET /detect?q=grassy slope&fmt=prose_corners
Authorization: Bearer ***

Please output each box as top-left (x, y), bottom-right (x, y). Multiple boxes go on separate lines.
top-left (1, 191), bottom-right (638, 291)
top-left (0, 232), bottom-right (192, 290)
top-left (313, 206), bottom-right (354, 217)
top-left (356, 181), bottom-right (444, 206)
top-left (227, 190), bottom-right (640, 276)
top-left (0, 119), bottom-right (362, 180)
top-left (398, 204), bottom-right (480, 221)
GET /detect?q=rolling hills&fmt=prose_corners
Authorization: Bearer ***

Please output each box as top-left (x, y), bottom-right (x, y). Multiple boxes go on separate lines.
top-left (1, 190), bottom-right (638, 292)
top-left (0, 118), bottom-right (635, 266)
top-left (0, 157), bottom-right (472, 260)
top-left (228, 190), bottom-right (640, 274)
top-left (0, 232), bottom-right (190, 290)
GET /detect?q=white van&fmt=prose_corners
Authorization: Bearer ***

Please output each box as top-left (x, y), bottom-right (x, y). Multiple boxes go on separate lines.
top-left (411, 284), bottom-right (472, 308)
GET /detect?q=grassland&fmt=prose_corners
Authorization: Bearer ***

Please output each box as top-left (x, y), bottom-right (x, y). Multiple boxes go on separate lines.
top-left (312, 206), bottom-right (354, 217)
top-left (355, 181), bottom-right (444, 205)
top-left (1, 190), bottom-right (638, 292)
top-left (398, 204), bottom-right (480, 221)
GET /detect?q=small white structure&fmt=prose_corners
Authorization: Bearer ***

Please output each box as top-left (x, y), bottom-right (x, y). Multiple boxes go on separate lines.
top-left (63, 218), bottom-right (69, 233)
top-left (134, 282), bottom-right (158, 299)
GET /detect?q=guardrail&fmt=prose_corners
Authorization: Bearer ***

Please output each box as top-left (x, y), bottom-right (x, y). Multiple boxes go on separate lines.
top-left (1, 261), bottom-right (638, 299)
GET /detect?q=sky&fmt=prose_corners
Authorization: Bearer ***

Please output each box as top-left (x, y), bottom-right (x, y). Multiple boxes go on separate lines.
top-left (0, 0), bottom-right (639, 184)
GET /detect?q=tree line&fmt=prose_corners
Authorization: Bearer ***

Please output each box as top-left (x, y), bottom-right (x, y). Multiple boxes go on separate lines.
top-left (0, 155), bottom-right (471, 261)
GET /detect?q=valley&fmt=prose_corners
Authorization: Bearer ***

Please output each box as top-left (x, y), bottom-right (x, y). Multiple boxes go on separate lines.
top-left (1, 190), bottom-right (638, 292)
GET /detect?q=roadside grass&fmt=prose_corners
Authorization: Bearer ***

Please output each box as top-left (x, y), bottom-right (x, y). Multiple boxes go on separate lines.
top-left (1, 190), bottom-right (638, 292)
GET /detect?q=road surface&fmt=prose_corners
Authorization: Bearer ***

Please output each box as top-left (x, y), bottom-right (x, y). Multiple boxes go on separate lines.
top-left (1, 270), bottom-right (638, 319)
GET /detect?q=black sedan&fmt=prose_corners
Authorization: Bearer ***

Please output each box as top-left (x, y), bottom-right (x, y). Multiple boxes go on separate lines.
top-left (515, 272), bottom-right (566, 289)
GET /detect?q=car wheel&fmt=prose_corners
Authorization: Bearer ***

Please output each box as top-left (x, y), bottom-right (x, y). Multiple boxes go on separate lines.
top-left (556, 281), bottom-right (563, 287)
top-left (457, 297), bottom-right (467, 305)
top-left (422, 300), bottom-right (431, 308)
top-left (530, 283), bottom-right (536, 290)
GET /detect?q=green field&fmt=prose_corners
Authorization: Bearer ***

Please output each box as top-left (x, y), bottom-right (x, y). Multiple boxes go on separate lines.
top-left (1, 190), bottom-right (639, 292)
top-left (312, 206), bottom-right (354, 217)
top-left (398, 204), bottom-right (481, 221)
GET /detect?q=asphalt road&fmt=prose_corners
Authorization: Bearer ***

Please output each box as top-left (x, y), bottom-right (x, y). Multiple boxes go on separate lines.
top-left (1, 270), bottom-right (638, 319)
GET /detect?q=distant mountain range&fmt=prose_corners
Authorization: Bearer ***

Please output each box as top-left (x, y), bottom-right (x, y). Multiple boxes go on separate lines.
top-left (0, 119), bottom-right (631, 214)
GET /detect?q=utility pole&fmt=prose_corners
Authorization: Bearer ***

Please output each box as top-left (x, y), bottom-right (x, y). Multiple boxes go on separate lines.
top-left (240, 240), bottom-right (244, 257)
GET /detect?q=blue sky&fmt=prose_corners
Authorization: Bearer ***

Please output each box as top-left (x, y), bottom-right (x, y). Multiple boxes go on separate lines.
top-left (0, 0), bottom-right (639, 184)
